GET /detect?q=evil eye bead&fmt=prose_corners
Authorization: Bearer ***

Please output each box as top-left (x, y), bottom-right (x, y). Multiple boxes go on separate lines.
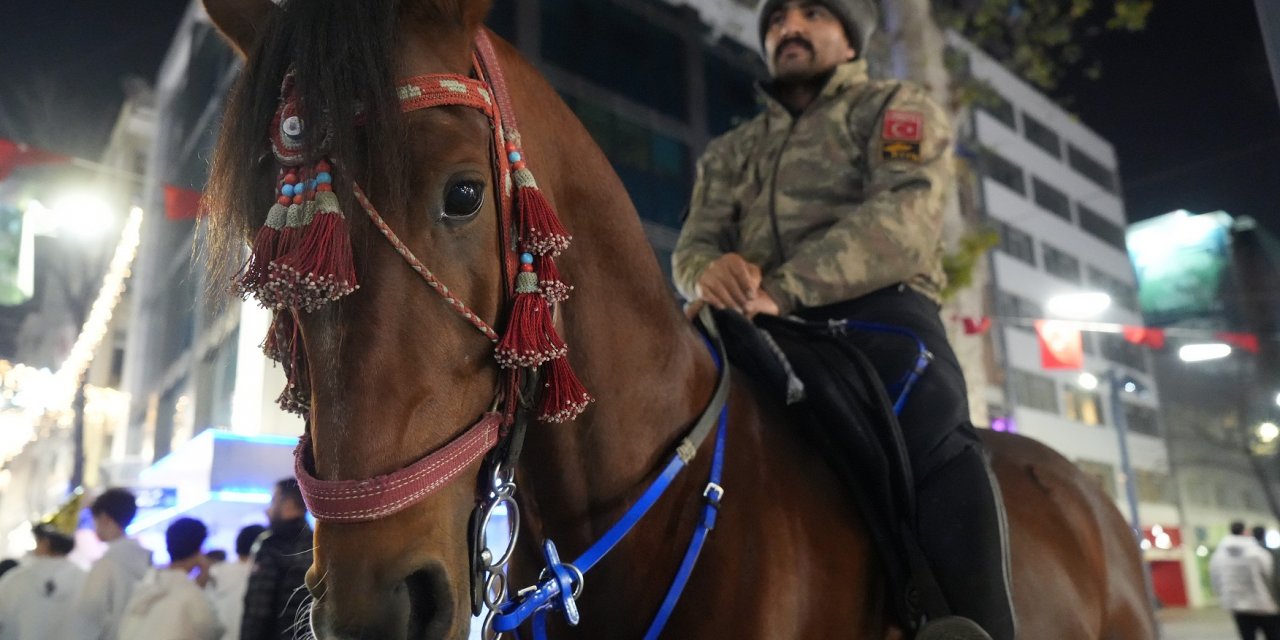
top-left (282, 115), bottom-right (304, 139)
top-left (520, 253), bottom-right (534, 265)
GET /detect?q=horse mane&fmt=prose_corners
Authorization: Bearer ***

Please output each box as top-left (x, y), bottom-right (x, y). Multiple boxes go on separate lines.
top-left (204, 0), bottom-right (413, 295)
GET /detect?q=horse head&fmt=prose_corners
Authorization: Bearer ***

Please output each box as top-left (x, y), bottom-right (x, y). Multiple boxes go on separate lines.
top-left (202, 1), bottom-right (537, 637)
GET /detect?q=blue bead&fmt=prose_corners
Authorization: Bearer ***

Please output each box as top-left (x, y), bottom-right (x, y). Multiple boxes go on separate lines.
top-left (509, 151), bottom-right (522, 163)
top-left (281, 184), bottom-right (294, 197)
top-left (316, 172), bottom-right (332, 184)
top-left (520, 253), bottom-right (534, 265)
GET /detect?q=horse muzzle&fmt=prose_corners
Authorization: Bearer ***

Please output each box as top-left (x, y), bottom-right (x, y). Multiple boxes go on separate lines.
top-left (308, 562), bottom-right (462, 640)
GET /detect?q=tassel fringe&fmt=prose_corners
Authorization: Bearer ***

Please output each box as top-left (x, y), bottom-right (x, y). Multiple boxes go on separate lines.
top-left (537, 356), bottom-right (593, 423)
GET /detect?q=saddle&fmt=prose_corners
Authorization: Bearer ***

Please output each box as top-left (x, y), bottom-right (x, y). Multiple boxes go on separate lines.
top-left (709, 308), bottom-right (951, 633)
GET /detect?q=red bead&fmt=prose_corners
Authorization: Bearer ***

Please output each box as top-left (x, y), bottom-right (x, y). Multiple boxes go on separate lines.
top-left (520, 264), bottom-right (534, 272)
top-left (317, 183), bottom-right (333, 193)
top-left (316, 160), bottom-right (331, 172)
top-left (284, 174), bottom-right (299, 185)
top-left (277, 196), bottom-right (290, 206)
top-left (292, 195), bottom-right (303, 205)
top-left (513, 161), bottom-right (526, 171)
top-left (505, 142), bottom-right (518, 152)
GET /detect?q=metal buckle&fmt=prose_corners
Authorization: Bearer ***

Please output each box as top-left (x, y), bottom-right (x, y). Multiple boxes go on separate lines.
top-left (703, 482), bottom-right (724, 505)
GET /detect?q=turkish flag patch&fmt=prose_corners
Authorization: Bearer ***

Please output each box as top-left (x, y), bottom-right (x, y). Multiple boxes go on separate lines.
top-left (883, 110), bottom-right (923, 142)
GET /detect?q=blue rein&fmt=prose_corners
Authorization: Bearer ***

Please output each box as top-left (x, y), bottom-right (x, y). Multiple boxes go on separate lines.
top-left (491, 329), bottom-right (729, 639)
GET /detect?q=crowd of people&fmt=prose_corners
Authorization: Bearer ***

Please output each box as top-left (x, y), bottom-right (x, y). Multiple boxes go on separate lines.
top-left (0, 479), bottom-right (312, 640)
top-left (1210, 520), bottom-right (1280, 640)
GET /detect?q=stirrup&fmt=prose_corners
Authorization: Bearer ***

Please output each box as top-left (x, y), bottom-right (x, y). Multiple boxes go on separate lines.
top-left (916, 616), bottom-right (993, 640)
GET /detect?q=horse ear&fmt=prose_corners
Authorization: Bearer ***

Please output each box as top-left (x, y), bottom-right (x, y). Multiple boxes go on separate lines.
top-left (202, 0), bottom-right (279, 58)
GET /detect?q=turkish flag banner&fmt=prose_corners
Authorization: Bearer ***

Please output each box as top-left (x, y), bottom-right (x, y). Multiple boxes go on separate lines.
top-left (882, 110), bottom-right (923, 142)
top-left (1035, 320), bottom-right (1084, 370)
top-left (0, 139), bottom-right (68, 181)
top-left (164, 184), bottom-right (203, 221)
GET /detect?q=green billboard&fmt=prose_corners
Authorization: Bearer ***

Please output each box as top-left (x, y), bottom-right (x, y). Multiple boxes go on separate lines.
top-left (1126, 210), bottom-right (1233, 326)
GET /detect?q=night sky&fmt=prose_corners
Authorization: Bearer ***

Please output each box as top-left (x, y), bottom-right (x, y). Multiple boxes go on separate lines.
top-left (1, 1), bottom-right (1278, 230)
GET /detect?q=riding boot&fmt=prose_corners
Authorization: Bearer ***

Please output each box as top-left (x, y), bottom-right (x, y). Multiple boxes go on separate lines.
top-left (915, 435), bottom-right (1016, 640)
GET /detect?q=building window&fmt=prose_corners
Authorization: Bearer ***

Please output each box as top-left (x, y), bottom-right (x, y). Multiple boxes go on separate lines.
top-left (997, 291), bottom-right (1042, 332)
top-left (1032, 176), bottom-right (1072, 221)
top-left (1043, 242), bottom-right (1082, 283)
top-left (1011, 369), bottom-right (1058, 413)
top-left (1022, 113), bottom-right (1062, 158)
top-left (542, 0), bottom-right (689, 121)
top-left (1068, 144), bottom-right (1118, 193)
top-left (1078, 204), bottom-right (1128, 251)
top-left (1076, 460), bottom-right (1117, 498)
top-left (1136, 470), bottom-right (1175, 504)
top-left (997, 221), bottom-right (1036, 266)
top-left (1064, 387), bottom-right (1105, 426)
top-left (1099, 333), bottom-right (1148, 373)
top-left (981, 148), bottom-right (1025, 195)
top-left (705, 50), bottom-right (763, 136)
top-left (980, 93), bottom-right (1017, 130)
top-left (1087, 266), bottom-right (1139, 311)
top-left (1124, 403), bottom-right (1161, 437)
top-left (563, 94), bottom-right (692, 229)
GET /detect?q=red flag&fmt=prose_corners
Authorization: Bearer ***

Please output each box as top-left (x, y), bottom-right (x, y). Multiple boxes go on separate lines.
top-left (1035, 320), bottom-right (1084, 370)
top-left (1216, 332), bottom-right (1260, 354)
top-left (962, 316), bottom-right (991, 336)
top-left (163, 184), bottom-right (203, 221)
top-left (0, 139), bottom-right (68, 181)
top-left (1122, 326), bottom-right (1167, 350)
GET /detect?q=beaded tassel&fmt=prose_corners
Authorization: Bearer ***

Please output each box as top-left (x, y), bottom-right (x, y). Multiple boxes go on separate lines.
top-left (495, 256), bottom-right (568, 367)
top-left (495, 134), bottom-right (593, 423)
top-left (268, 160), bottom-right (358, 311)
top-left (234, 171), bottom-right (291, 298)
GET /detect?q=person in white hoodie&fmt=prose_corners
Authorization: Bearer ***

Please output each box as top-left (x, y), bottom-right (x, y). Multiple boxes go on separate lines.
top-left (69, 488), bottom-right (153, 640)
top-left (210, 523), bottom-right (266, 640)
top-left (1210, 520), bottom-right (1280, 640)
top-left (119, 517), bottom-right (224, 640)
top-left (0, 522), bottom-right (87, 640)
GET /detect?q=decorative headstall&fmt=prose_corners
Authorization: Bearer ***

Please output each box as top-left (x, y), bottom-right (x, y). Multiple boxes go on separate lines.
top-left (232, 30), bottom-right (591, 523)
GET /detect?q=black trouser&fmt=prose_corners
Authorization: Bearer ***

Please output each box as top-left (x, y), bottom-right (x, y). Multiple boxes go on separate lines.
top-left (797, 286), bottom-right (1016, 640)
top-left (1234, 612), bottom-right (1280, 640)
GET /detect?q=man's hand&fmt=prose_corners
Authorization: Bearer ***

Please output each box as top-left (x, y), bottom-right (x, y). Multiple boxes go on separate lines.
top-left (744, 288), bottom-right (780, 319)
top-left (695, 253), bottom-right (762, 312)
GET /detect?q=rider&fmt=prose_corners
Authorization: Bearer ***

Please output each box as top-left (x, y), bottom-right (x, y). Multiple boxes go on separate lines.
top-left (672, 1), bottom-right (1014, 637)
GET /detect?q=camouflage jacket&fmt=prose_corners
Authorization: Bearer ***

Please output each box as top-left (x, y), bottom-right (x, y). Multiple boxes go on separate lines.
top-left (673, 60), bottom-right (954, 314)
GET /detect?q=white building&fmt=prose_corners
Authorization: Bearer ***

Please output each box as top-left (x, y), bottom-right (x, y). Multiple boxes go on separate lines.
top-left (945, 34), bottom-right (1195, 605)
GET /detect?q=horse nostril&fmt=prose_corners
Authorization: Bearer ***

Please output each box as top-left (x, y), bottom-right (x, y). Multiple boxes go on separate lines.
top-left (405, 565), bottom-right (453, 638)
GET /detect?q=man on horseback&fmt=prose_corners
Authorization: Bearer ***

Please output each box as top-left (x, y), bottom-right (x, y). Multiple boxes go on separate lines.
top-left (672, 1), bottom-right (1015, 637)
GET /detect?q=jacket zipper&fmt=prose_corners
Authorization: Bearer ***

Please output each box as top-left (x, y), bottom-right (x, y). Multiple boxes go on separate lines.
top-left (766, 116), bottom-right (800, 264)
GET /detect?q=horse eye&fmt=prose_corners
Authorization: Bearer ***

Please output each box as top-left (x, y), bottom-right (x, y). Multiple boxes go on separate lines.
top-left (442, 180), bottom-right (484, 220)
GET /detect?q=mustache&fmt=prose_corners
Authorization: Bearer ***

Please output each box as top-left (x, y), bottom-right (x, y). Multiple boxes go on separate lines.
top-left (775, 36), bottom-right (814, 60)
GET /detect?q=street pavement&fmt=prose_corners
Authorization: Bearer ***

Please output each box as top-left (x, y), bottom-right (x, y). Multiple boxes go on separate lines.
top-left (1159, 607), bottom-right (1237, 639)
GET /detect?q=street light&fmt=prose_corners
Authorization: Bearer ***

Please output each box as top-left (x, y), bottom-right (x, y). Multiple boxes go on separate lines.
top-left (1259, 422), bottom-right (1279, 444)
top-left (1178, 343), bottom-right (1232, 363)
top-left (1046, 292), bottom-right (1113, 319)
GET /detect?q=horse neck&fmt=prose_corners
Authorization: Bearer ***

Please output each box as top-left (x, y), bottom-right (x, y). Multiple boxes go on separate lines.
top-left (501, 48), bottom-right (718, 538)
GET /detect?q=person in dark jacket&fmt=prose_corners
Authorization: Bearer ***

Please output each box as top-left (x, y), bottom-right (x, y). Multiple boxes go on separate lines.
top-left (240, 478), bottom-right (312, 640)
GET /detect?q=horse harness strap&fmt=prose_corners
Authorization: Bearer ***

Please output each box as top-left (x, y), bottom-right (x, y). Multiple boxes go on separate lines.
top-left (486, 307), bottom-right (732, 638)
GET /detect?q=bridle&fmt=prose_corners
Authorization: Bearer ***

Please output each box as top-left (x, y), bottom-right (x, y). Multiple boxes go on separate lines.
top-left (241, 28), bottom-right (730, 639)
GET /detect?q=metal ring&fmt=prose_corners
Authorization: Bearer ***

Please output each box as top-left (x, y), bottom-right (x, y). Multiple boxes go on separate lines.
top-left (565, 563), bottom-right (585, 599)
top-left (484, 570), bottom-right (508, 610)
top-left (482, 609), bottom-right (501, 640)
top-left (480, 495), bottom-right (520, 568)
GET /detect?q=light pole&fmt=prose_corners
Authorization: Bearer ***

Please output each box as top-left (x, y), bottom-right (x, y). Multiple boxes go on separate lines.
top-left (1106, 368), bottom-right (1143, 537)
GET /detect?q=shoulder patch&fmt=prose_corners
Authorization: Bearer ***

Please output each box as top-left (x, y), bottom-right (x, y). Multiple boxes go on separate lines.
top-left (882, 141), bottom-right (922, 163)
top-left (883, 109), bottom-right (923, 142)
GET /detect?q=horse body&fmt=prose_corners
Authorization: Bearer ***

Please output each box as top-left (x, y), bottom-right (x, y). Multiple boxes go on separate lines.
top-left (201, 1), bottom-right (1156, 638)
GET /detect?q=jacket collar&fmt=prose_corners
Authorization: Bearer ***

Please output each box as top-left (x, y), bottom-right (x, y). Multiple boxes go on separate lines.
top-left (758, 59), bottom-right (869, 118)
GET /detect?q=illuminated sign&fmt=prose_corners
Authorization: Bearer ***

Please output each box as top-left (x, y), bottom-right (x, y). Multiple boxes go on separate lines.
top-left (1126, 210), bottom-right (1234, 326)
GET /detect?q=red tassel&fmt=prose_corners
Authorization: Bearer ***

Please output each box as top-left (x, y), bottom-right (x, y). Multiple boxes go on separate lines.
top-left (496, 289), bottom-right (568, 368)
top-left (261, 310), bottom-right (291, 362)
top-left (534, 254), bottom-right (571, 303)
top-left (235, 224), bottom-right (280, 297)
top-left (517, 181), bottom-right (571, 256)
top-left (537, 356), bottom-right (593, 423)
top-left (269, 211), bottom-right (358, 311)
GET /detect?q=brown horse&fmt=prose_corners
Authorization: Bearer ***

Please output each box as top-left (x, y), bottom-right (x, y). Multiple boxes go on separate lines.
top-left (200, 0), bottom-right (1156, 638)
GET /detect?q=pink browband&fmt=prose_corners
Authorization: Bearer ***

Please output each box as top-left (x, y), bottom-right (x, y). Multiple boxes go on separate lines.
top-left (294, 413), bottom-right (502, 522)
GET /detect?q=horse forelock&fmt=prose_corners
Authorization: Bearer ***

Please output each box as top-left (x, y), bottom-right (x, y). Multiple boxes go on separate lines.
top-left (205, 0), bottom-right (419, 299)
